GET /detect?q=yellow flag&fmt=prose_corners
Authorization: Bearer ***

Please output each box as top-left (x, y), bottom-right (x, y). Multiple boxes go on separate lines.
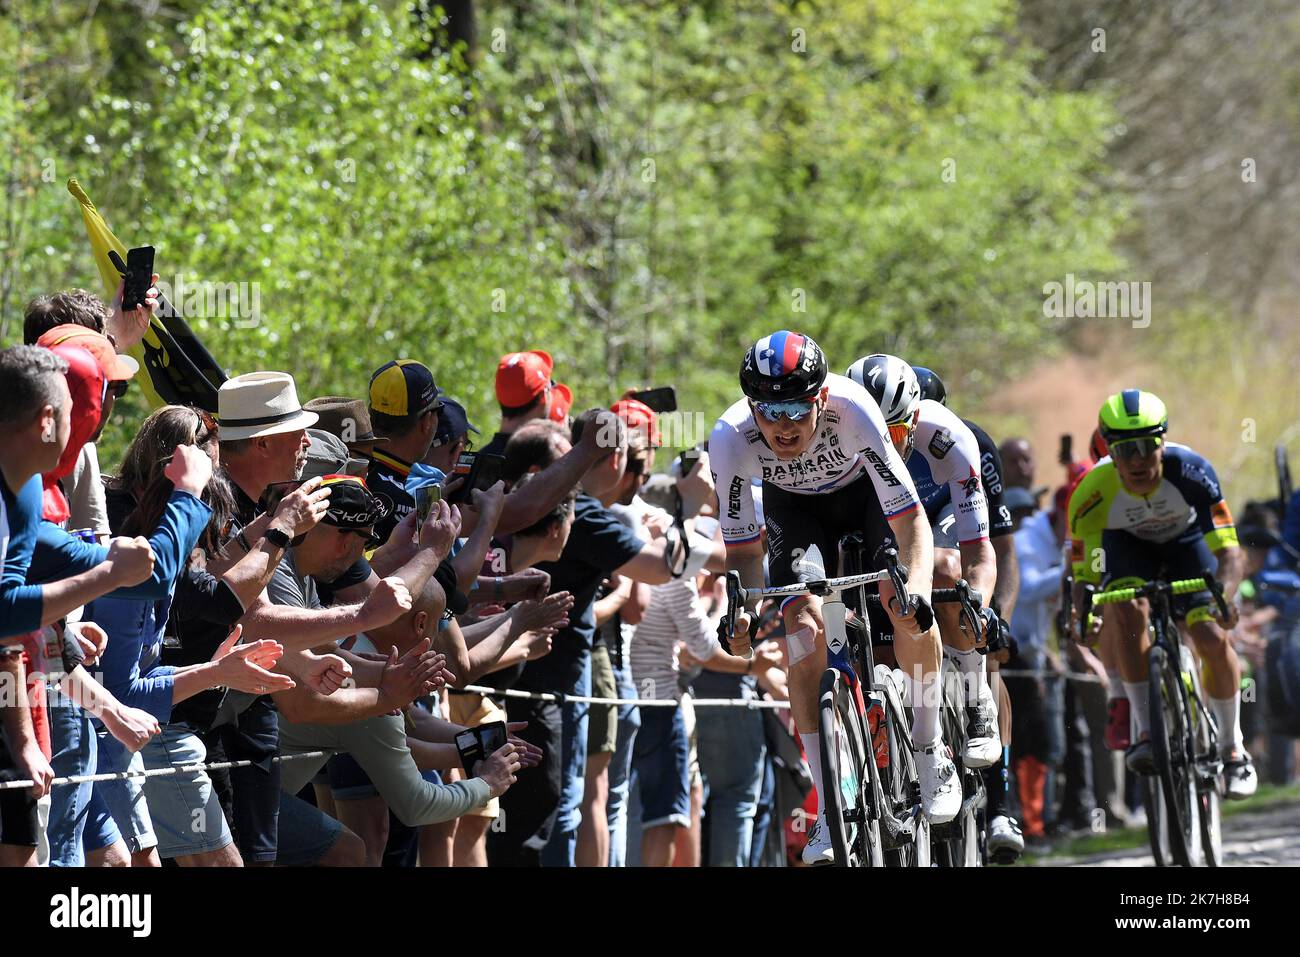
top-left (68, 178), bottom-right (225, 411)
top-left (67, 177), bottom-right (166, 409)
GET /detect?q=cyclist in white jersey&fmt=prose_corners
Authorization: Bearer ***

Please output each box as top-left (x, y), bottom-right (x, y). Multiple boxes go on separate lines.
top-left (847, 355), bottom-right (1002, 770)
top-left (711, 331), bottom-right (960, 865)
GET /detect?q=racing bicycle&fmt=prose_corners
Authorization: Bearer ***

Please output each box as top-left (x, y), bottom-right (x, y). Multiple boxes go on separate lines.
top-left (1087, 576), bottom-right (1229, 867)
top-left (720, 541), bottom-right (983, 867)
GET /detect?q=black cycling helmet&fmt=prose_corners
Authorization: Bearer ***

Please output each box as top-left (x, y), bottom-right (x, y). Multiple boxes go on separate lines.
top-left (739, 331), bottom-right (828, 403)
top-left (911, 365), bottom-right (947, 406)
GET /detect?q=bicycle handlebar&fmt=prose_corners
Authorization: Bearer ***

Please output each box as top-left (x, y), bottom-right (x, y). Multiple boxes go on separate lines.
top-left (1087, 574), bottom-right (1231, 624)
top-left (716, 548), bottom-right (945, 654)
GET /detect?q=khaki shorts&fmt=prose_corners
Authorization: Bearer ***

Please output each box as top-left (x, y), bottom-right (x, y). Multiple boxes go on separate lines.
top-left (587, 645), bottom-right (619, 757)
top-left (448, 691), bottom-right (505, 818)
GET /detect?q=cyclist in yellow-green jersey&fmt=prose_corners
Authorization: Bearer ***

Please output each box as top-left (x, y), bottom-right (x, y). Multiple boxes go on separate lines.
top-left (1067, 389), bottom-right (1255, 799)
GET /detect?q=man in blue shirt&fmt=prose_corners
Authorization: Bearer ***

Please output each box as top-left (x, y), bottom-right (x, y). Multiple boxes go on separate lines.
top-left (0, 346), bottom-right (156, 638)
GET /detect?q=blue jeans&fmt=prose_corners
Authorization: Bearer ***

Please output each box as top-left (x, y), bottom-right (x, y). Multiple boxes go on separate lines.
top-left (542, 651), bottom-right (591, 867)
top-left (47, 698), bottom-right (118, 866)
top-left (697, 693), bottom-right (766, 866)
top-left (606, 661), bottom-right (640, 867)
top-left (750, 749), bottom-right (776, 867)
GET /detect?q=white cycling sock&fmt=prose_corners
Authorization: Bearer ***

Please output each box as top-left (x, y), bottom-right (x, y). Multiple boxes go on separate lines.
top-left (1123, 681), bottom-right (1151, 739)
top-left (950, 646), bottom-right (986, 708)
top-left (909, 671), bottom-right (942, 747)
top-left (1210, 693), bottom-right (1245, 756)
top-left (1106, 665), bottom-right (1125, 701)
top-left (799, 733), bottom-right (825, 821)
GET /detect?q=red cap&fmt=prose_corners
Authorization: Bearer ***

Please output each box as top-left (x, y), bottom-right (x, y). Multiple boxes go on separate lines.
top-left (496, 350), bottom-right (555, 407)
top-left (36, 324), bottom-right (138, 382)
top-left (610, 398), bottom-right (661, 447)
top-left (549, 383), bottom-right (573, 423)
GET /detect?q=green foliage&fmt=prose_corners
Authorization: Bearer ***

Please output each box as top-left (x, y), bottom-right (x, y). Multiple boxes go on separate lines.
top-left (2, 0), bottom-right (1125, 464)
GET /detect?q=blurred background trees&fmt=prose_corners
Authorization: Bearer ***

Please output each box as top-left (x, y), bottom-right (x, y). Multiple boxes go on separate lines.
top-left (1, 0), bottom-right (1294, 498)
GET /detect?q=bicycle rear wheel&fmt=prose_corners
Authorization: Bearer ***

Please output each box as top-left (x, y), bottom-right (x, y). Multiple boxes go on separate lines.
top-left (934, 668), bottom-right (977, 867)
top-left (1149, 645), bottom-right (1201, 866)
top-left (1186, 652), bottom-right (1224, 867)
top-left (819, 668), bottom-right (870, 866)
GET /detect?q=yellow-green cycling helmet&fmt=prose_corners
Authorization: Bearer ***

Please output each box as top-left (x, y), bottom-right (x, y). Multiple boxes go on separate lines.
top-left (1098, 388), bottom-right (1168, 444)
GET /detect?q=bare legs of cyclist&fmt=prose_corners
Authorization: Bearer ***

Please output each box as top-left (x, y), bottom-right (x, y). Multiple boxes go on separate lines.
top-left (932, 547), bottom-right (1002, 768)
top-left (1109, 598), bottom-right (1255, 797)
top-left (1185, 612), bottom-right (1256, 797)
top-left (1097, 613), bottom-right (1130, 750)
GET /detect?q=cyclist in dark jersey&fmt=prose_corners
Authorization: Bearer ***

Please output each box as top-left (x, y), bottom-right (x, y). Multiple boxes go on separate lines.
top-left (711, 331), bottom-right (958, 865)
top-left (848, 355), bottom-right (1001, 757)
top-left (909, 363), bottom-right (1024, 862)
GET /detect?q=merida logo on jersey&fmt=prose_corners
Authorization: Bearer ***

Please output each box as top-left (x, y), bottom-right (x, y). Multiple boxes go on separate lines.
top-left (862, 447), bottom-right (902, 487)
top-left (727, 476), bottom-right (745, 520)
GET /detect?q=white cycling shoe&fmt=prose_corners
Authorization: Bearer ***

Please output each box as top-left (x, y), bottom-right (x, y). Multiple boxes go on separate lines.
top-left (987, 814), bottom-right (1025, 864)
top-left (963, 682), bottom-right (1002, 769)
top-left (1223, 749), bottom-right (1258, 801)
top-left (915, 739), bottom-right (962, 824)
top-left (801, 816), bottom-right (836, 866)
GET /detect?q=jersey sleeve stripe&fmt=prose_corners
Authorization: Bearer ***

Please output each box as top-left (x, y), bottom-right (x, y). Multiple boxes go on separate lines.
top-left (885, 501), bottom-right (919, 520)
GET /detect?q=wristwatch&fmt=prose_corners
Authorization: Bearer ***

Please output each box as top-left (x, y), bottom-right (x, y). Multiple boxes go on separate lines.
top-left (264, 526), bottom-right (292, 550)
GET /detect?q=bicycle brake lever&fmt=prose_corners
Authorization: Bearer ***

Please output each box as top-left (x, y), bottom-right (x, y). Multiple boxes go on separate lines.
top-left (717, 570), bottom-right (746, 655)
top-left (1206, 576), bottom-right (1231, 622)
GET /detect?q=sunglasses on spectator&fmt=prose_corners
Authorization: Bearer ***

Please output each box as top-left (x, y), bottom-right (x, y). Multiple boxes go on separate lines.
top-left (192, 408), bottom-right (219, 446)
top-left (753, 398), bottom-right (817, 422)
top-left (1111, 437), bottom-right (1162, 460)
top-left (340, 525), bottom-right (383, 549)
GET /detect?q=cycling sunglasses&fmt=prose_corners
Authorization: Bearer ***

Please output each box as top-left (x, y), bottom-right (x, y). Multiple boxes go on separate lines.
top-left (108, 380), bottom-right (130, 400)
top-left (753, 398), bottom-right (817, 422)
top-left (887, 421), bottom-right (914, 446)
top-left (1110, 436), bottom-right (1162, 460)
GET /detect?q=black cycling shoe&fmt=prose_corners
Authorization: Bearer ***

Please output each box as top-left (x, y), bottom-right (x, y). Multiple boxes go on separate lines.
top-left (1125, 738), bottom-right (1155, 775)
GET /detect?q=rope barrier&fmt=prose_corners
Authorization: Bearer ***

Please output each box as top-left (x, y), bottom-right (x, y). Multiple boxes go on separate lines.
top-left (458, 683), bottom-right (793, 710)
top-left (0, 750), bottom-right (327, 792)
top-left (0, 670), bottom-right (1107, 791)
top-left (996, 668), bottom-right (1106, 685)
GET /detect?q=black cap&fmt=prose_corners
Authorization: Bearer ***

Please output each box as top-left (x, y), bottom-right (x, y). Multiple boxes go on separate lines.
top-left (431, 398), bottom-right (480, 448)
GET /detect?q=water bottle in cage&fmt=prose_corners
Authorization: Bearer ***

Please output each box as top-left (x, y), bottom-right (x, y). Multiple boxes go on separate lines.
top-left (866, 691), bottom-right (888, 769)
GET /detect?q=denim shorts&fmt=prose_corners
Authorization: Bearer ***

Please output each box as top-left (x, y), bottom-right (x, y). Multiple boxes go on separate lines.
top-left (274, 790), bottom-right (344, 867)
top-left (631, 704), bottom-right (691, 829)
top-left (92, 732), bottom-right (157, 853)
top-left (324, 752), bottom-right (379, 801)
top-left (141, 724), bottom-right (234, 858)
top-left (46, 701), bottom-right (119, 864)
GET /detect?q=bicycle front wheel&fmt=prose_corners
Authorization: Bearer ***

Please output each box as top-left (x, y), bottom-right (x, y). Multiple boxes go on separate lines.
top-left (819, 668), bottom-right (870, 866)
top-left (878, 666), bottom-right (929, 867)
top-left (1142, 776), bottom-right (1172, 867)
top-left (1149, 645), bottom-right (1201, 866)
